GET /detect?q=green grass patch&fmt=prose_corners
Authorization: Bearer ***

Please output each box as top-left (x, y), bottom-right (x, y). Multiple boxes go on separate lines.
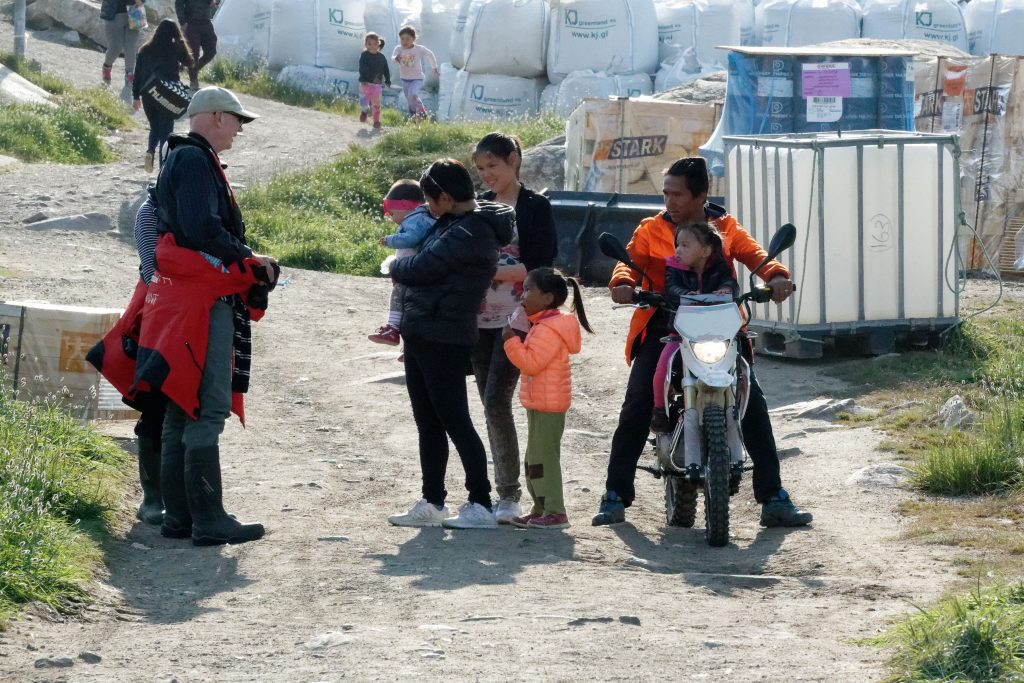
top-left (205, 58), bottom-right (406, 127)
top-left (875, 582), bottom-right (1024, 682)
top-left (0, 53), bottom-right (133, 164)
top-left (241, 117), bottom-right (564, 276)
top-left (0, 387), bottom-right (131, 619)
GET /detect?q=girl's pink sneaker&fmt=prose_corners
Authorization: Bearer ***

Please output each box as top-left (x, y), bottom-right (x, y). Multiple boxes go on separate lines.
top-left (510, 512), bottom-right (542, 528)
top-left (527, 513), bottom-right (570, 529)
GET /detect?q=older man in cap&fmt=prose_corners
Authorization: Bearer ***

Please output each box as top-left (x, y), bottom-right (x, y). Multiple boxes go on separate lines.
top-left (140, 86), bottom-right (278, 546)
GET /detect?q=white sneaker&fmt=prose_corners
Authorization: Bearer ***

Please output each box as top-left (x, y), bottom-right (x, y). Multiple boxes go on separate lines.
top-left (442, 502), bottom-right (497, 529)
top-left (388, 499), bottom-right (448, 527)
top-left (494, 499), bottom-right (522, 525)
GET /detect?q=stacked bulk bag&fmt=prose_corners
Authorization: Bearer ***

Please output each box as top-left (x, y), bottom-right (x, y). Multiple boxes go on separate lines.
top-left (364, 0), bottom-right (419, 56)
top-left (756, 0), bottom-right (862, 47)
top-left (541, 70), bottom-right (654, 117)
top-left (738, 0), bottom-right (756, 45)
top-left (315, 0), bottom-right (367, 71)
top-left (862, 0), bottom-right (968, 52)
top-left (547, 0), bottom-right (660, 84)
top-left (268, 0), bottom-right (317, 69)
top-left (453, 70), bottom-right (545, 120)
top-left (461, 0), bottom-right (549, 78)
top-left (965, 0), bottom-right (1024, 56)
top-left (655, 50), bottom-right (711, 91)
top-left (278, 65), bottom-right (329, 95)
top-left (654, 0), bottom-right (742, 69)
top-left (449, 0), bottom-right (473, 69)
top-left (212, 0), bottom-right (262, 61)
top-left (251, 0), bottom-right (273, 62)
top-left (437, 62), bottom-right (464, 120)
top-left (420, 0), bottom-right (460, 87)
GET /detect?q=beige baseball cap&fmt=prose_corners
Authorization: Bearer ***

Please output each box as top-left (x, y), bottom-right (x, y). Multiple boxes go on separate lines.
top-left (187, 86), bottom-right (260, 122)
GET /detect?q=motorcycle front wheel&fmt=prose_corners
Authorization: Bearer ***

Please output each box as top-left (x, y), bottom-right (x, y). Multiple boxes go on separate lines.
top-left (664, 475), bottom-right (697, 528)
top-left (702, 405), bottom-right (731, 547)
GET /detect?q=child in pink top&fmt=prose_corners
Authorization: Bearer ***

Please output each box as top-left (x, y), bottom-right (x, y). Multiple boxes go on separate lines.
top-left (392, 26), bottom-right (438, 120)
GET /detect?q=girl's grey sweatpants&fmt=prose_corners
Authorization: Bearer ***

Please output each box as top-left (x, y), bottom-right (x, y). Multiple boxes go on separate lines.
top-left (104, 14), bottom-right (141, 74)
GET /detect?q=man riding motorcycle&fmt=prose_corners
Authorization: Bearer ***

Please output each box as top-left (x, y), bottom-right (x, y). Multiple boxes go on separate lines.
top-left (592, 156), bottom-right (813, 528)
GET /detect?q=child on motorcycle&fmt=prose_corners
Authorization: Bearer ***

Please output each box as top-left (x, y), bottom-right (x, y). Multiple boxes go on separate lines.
top-left (501, 268), bottom-right (594, 529)
top-left (650, 221), bottom-right (739, 435)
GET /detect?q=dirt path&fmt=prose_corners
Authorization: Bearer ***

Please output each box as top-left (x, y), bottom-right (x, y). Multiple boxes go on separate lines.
top-left (0, 20), bottom-right (975, 683)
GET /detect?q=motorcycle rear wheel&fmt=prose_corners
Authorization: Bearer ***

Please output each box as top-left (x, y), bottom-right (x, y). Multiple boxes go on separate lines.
top-left (664, 475), bottom-right (697, 527)
top-left (702, 405), bottom-right (731, 547)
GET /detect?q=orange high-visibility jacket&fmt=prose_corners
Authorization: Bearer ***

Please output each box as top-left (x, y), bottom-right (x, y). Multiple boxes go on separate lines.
top-left (503, 309), bottom-right (582, 413)
top-left (608, 209), bottom-right (790, 364)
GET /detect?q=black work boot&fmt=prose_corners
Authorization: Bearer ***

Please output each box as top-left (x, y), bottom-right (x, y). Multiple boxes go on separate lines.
top-left (160, 441), bottom-right (192, 539)
top-left (135, 433), bottom-right (164, 525)
top-left (185, 446), bottom-right (264, 546)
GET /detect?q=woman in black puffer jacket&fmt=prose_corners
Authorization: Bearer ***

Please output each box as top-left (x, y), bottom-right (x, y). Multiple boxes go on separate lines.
top-left (387, 159), bottom-right (515, 530)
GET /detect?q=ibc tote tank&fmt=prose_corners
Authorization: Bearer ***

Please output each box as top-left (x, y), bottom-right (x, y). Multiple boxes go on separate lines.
top-left (723, 131), bottom-right (960, 353)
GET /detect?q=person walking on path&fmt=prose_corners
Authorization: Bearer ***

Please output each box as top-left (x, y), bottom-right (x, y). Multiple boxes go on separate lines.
top-left (387, 159), bottom-right (514, 530)
top-left (133, 19), bottom-right (194, 172)
top-left (471, 132), bottom-right (558, 524)
top-left (591, 156), bottom-right (814, 528)
top-left (358, 32), bottom-right (391, 130)
top-left (100, 0), bottom-right (145, 89)
top-left (502, 268), bottom-right (592, 530)
top-left (392, 26), bottom-right (438, 120)
top-left (176, 0), bottom-right (219, 90)
top-left (138, 87), bottom-right (279, 546)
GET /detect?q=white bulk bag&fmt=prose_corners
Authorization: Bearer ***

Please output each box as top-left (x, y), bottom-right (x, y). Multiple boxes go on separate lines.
top-left (437, 62), bottom-right (465, 120)
top-left (862, 0), bottom-right (968, 51)
top-left (547, 0), bottom-right (660, 84)
top-left (965, 0), bottom-right (1024, 56)
top-left (212, 0), bottom-right (255, 60)
top-left (269, 0), bottom-right (317, 69)
top-left (756, 0), bottom-right (863, 47)
top-left (251, 0), bottom-right (273, 61)
top-left (421, 1), bottom-right (459, 87)
top-left (738, 0), bottom-right (756, 44)
top-left (322, 67), bottom-right (361, 96)
top-left (654, 48), bottom-right (705, 91)
top-left (462, 0), bottom-right (549, 78)
top-left (454, 70), bottom-right (544, 120)
top-left (278, 65), bottom-right (328, 95)
top-left (364, 0), bottom-right (419, 55)
top-left (655, 0), bottom-right (741, 68)
top-left (315, 0), bottom-right (367, 71)
top-left (545, 70), bottom-right (654, 117)
top-left (449, 0), bottom-right (473, 69)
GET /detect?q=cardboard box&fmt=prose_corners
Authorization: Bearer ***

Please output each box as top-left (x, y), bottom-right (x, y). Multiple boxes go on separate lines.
top-left (0, 301), bottom-right (136, 420)
top-left (564, 97), bottom-right (724, 196)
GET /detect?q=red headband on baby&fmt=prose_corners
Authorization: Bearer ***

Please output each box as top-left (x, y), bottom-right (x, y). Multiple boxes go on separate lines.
top-left (382, 199), bottom-right (422, 216)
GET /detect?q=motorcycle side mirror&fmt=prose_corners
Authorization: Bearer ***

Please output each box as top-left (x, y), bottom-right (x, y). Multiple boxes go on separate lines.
top-left (598, 232), bottom-right (653, 289)
top-left (748, 223), bottom-right (797, 284)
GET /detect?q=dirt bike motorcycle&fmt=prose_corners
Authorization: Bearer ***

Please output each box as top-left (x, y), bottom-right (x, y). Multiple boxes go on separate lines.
top-left (598, 224), bottom-right (797, 547)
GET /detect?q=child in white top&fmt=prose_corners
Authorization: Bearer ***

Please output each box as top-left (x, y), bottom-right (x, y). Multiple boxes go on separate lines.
top-left (392, 26), bottom-right (438, 120)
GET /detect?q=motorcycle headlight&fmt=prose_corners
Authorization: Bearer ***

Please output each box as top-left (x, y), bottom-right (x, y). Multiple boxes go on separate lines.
top-left (691, 339), bottom-right (729, 364)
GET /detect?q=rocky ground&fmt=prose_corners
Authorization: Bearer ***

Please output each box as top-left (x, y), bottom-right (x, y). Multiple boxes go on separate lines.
top-left (2, 18), bottom-right (1020, 683)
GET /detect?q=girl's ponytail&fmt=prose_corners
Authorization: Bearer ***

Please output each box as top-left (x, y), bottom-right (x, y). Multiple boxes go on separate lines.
top-left (567, 277), bottom-right (594, 334)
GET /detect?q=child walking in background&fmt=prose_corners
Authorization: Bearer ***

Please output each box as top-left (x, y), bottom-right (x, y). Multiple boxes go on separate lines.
top-left (651, 221), bottom-right (739, 435)
top-left (392, 26), bottom-right (438, 121)
top-left (502, 268), bottom-right (594, 529)
top-left (369, 179), bottom-right (437, 346)
top-left (359, 32), bottom-right (390, 130)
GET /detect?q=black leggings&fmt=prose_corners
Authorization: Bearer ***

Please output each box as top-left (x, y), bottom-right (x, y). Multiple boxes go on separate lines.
top-left (403, 335), bottom-right (492, 509)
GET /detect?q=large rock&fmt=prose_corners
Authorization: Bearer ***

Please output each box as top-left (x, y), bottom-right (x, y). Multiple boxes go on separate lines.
top-left (144, 0), bottom-right (178, 24)
top-left (653, 71), bottom-right (727, 105)
top-left (520, 135), bottom-right (566, 194)
top-left (0, 65), bottom-right (54, 107)
top-left (26, 212), bottom-right (114, 232)
top-left (34, 0), bottom-right (107, 47)
top-left (939, 394), bottom-right (975, 429)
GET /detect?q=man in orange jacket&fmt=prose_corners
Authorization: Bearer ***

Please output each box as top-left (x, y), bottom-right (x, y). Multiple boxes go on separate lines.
top-left (592, 157), bottom-right (813, 528)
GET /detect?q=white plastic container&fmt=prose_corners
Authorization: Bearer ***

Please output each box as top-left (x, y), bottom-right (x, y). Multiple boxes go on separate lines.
top-left (724, 131), bottom-right (959, 333)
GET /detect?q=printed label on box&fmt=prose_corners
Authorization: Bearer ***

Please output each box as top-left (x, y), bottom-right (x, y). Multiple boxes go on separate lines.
top-left (801, 62), bottom-right (851, 98)
top-left (806, 96), bottom-right (843, 122)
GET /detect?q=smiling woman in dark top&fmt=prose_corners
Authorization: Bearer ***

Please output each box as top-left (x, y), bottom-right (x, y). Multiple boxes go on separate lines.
top-left (471, 132), bottom-right (558, 525)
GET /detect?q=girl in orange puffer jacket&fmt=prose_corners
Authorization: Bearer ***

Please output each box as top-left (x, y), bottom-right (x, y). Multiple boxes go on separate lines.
top-left (502, 268), bottom-right (594, 529)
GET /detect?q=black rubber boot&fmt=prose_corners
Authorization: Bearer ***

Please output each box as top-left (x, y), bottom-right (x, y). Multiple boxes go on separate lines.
top-left (160, 440), bottom-right (192, 539)
top-left (185, 446), bottom-right (264, 546)
top-left (135, 434), bottom-right (164, 525)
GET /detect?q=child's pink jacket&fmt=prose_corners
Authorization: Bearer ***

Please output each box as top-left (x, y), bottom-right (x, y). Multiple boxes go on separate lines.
top-left (503, 310), bottom-right (582, 413)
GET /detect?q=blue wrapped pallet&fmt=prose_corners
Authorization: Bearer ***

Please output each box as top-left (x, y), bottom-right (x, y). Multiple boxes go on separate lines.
top-left (703, 46), bottom-right (917, 175)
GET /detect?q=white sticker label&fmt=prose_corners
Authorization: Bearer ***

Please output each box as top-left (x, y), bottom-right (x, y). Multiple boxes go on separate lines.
top-left (807, 96), bottom-right (842, 122)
